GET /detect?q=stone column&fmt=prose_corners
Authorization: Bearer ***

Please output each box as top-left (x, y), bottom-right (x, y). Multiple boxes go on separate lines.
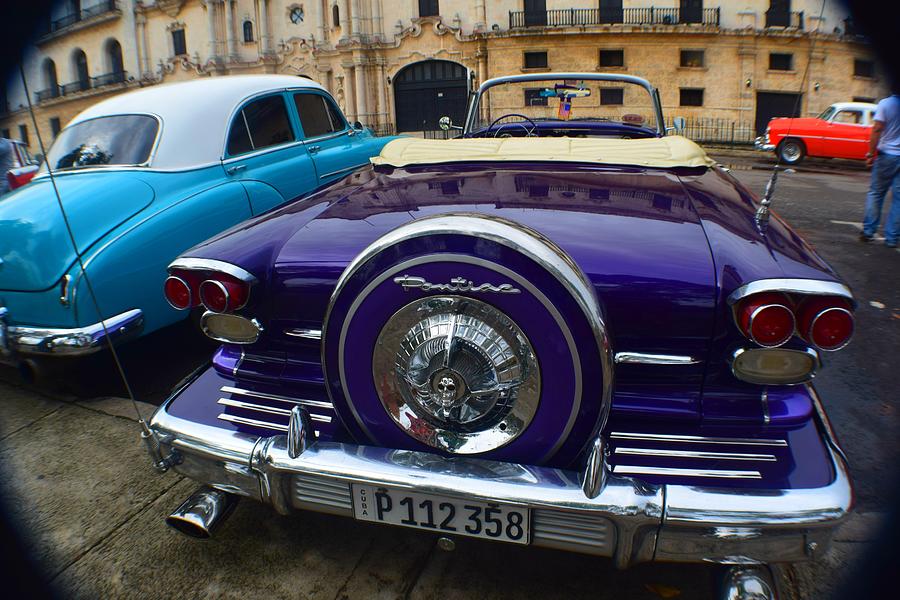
top-left (258, 0), bottom-right (270, 55)
top-left (316, 0), bottom-right (326, 41)
top-left (343, 66), bottom-right (357, 121)
top-left (134, 11), bottom-right (148, 76)
top-left (373, 0), bottom-right (383, 40)
top-left (224, 0), bottom-right (237, 60)
top-left (206, 0), bottom-right (218, 62)
top-left (378, 62), bottom-right (389, 128)
top-left (351, 0), bottom-right (362, 40)
top-left (340, 0), bottom-right (351, 41)
top-left (355, 60), bottom-right (368, 124)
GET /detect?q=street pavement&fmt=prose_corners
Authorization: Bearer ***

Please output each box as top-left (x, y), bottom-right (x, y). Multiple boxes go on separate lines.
top-left (0, 152), bottom-right (896, 599)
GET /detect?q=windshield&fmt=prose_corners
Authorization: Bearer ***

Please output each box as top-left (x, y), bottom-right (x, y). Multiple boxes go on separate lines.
top-left (468, 77), bottom-right (660, 137)
top-left (42, 114), bottom-right (159, 172)
top-left (816, 106), bottom-right (837, 121)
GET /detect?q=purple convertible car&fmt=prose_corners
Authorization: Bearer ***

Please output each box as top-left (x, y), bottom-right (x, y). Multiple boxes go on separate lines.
top-left (145, 74), bottom-right (854, 599)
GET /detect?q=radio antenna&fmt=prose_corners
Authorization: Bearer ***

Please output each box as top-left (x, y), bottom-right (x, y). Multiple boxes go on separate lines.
top-left (757, 0), bottom-right (828, 230)
top-left (17, 65), bottom-right (172, 470)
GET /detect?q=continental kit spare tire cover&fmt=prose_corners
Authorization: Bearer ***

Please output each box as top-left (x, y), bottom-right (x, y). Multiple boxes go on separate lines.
top-left (322, 214), bottom-right (613, 466)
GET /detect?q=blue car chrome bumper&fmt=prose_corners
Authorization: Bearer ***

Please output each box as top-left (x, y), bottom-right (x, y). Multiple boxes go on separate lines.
top-left (0, 307), bottom-right (143, 358)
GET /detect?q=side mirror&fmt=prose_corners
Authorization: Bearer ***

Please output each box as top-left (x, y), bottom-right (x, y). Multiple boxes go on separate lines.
top-left (353, 121), bottom-right (364, 131)
top-left (673, 117), bottom-right (686, 135)
top-left (439, 116), bottom-right (462, 131)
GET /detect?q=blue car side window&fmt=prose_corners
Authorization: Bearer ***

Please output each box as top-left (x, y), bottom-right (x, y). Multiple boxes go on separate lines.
top-left (227, 95), bottom-right (295, 156)
top-left (293, 92), bottom-right (347, 139)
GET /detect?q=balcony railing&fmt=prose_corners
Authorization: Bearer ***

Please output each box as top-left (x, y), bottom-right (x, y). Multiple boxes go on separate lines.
top-left (765, 9), bottom-right (804, 29)
top-left (44, 0), bottom-right (118, 35)
top-left (61, 80), bottom-right (91, 95)
top-left (35, 86), bottom-right (62, 102)
top-left (50, 71), bottom-right (127, 100)
top-left (509, 7), bottom-right (721, 29)
top-left (92, 71), bottom-right (127, 87)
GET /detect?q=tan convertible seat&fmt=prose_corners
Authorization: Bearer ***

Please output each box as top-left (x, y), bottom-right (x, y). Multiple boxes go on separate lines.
top-left (371, 135), bottom-right (717, 169)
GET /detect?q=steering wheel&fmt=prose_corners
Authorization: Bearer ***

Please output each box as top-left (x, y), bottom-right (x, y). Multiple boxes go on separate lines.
top-left (489, 113), bottom-right (537, 138)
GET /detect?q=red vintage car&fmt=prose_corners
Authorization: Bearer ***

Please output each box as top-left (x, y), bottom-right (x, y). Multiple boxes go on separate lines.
top-left (3, 139), bottom-right (40, 192)
top-left (755, 101), bottom-right (877, 164)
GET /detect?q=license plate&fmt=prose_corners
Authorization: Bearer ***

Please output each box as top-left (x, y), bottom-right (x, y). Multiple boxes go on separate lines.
top-left (352, 485), bottom-right (530, 545)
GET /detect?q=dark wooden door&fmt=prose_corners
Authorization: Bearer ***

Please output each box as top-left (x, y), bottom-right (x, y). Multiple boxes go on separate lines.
top-left (600, 0), bottom-right (623, 24)
top-left (394, 60), bottom-right (468, 132)
top-left (755, 91), bottom-right (802, 135)
top-left (524, 0), bottom-right (547, 26)
top-left (680, 0), bottom-right (703, 23)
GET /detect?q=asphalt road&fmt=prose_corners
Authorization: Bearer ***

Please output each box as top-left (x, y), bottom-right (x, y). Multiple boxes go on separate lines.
top-left (0, 153), bottom-right (896, 599)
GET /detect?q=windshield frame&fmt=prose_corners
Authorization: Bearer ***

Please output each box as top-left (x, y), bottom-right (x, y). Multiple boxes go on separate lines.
top-left (39, 112), bottom-right (163, 174)
top-left (463, 72), bottom-right (666, 137)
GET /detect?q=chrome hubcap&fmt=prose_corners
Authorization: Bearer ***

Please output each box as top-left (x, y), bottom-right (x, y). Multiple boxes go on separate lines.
top-left (373, 295), bottom-right (541, 454)
top-left (782, 142), bottom-right (801, 161)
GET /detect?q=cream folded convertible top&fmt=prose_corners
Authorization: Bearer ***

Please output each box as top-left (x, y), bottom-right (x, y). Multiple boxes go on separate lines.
top-left (371, 135), bottom-right (717, 169)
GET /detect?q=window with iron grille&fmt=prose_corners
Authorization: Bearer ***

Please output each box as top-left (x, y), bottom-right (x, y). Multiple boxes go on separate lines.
top-left (600, 88), bottom-right (624, 105)
top-left (18, 124), bottom-right (29, 145)
top-left (599, 50), bottom-right (624, 67)
top-left (854, 59), bottom-right (875, 78)
top-left (769, 53), bottom-right (793, 71)
top-left (524, 89), bottom-right (548, 107)
top-left (418, 0), bottom-right (439, 17)
top-left (524, 51), bottom-right (548, 69)
top-left (680, 50), bottom-right (705, 68)
top-left (680, 88), bottom-right (704, 106)
top-left (172, 29), bottom-right (187, 56)
top-left (50, 117), bottom-right (61, 138)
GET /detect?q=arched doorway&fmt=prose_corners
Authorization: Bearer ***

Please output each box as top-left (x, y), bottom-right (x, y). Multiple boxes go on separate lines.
top-left (72, 48), bottom-right (89, 91)
top-left (43, 58), bottom-right (59, 97)
top-left (393, 60), bottom-right (468, 132)
top-left (105, 38), bottom-right (124, 81)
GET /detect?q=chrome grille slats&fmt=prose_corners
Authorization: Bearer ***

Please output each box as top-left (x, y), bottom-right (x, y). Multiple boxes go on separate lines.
top-left (217, 385), bottom-right (334, 436)
top-left (293, 473), bottom-right (353, 515)
top-left (608, 430), bottom-right (789, 482)
top-left (532, 509), bottom-right (615, 555)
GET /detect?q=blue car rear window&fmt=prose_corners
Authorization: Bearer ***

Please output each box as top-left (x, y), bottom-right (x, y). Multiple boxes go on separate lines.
top-left (45, 115), bottom-right (159, 170)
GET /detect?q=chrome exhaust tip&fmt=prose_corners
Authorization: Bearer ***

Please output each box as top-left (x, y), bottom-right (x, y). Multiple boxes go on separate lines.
top-left (166, 486), bottom-right (239, 539)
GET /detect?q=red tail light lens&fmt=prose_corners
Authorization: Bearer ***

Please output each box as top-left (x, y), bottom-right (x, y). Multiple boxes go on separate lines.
top-left (164, 276), bottom-right (193, 310)
top-left (199, 278), bottom-right (250, 313)
top-left (797, 297), bottom-right (854, 351)
top-left (736, 292), bottom-right (795, 347)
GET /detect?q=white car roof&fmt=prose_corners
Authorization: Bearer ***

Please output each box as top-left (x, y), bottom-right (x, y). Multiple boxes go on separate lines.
top-left (830, 102), bottom-right (878, 112)
top-left (68, 75), bottom-right (325, 169)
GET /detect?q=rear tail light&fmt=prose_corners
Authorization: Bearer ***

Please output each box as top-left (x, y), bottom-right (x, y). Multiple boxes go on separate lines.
top-left (164, 276), bottom-right (193, 310)
top-left (199, 278), bottom-right (249, 313)
top-left (735, 292), bottom-right (795, 348)
top-left (796, 297), bottom-right (854, 351)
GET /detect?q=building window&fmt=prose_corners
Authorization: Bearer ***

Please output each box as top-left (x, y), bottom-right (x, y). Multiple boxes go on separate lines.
top-left (243, 20), bottom-right (254, 42)
top-left (680, 50), bottom-right (705, 68)
top-left (524, 51), bottom-right (548, 69)
top-left (680, 88), bottom-right (704, 106)
top-left (418, 0), bottom-right (438, 17)
top-left (599, 49), bottom-right (624, 67)
top-left (172, 29), bottom-right (187, 56)
top-left (854, 59), bottom-right (875, 78)
top-left (332, 4), bottom-right (340, 27)
top-left (600, 88), bottom-right (624, 105)
top-left (50, 117), bottom-right (61, 138)
top-left (524, 89), bottom-right (548, 107)
top-left (769, 53), bottom-right (793, 71)
top-left (19, 124), bottom-right (29, 145)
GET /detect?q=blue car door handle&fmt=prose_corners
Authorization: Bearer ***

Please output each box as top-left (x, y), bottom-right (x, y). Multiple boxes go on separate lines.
top-left (226, 164), bottom-right (246, 175)
top-left (307, 145), bottom-right (321, 154)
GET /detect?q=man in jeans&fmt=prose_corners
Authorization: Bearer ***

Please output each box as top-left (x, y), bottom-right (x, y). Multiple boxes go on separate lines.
top-left (862, 90), bottom-right (900, 248)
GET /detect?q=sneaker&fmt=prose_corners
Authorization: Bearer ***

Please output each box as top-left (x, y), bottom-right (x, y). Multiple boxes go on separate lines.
top-left (859, 232), bottom-right (874, 242)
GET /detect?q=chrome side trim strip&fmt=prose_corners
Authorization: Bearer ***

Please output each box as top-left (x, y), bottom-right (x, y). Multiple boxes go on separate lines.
top-left (610, 432), bottom-right (788, 447)
top-left (217, 398), bottom-right (332, 423)
top-left (727, 278), bottom-right (853, 305)
top-left (284, 328), bottom-right (322, 340)
top-left (613, 466), bottom-right (763, 479)
top-left (614, 448), bottom-right (777, 461)
top-left (168, 258), bottom-right (258, 284)
top-left (614, 352), bottom-right (701, 365)
top-left (319, 163), bottom-right (368, 179)
top-left (220, 386), bottom-right (333, 410)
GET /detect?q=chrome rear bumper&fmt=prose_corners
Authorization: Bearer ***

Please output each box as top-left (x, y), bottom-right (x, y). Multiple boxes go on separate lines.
top-left (0, 308), bottom-right (143, 357)
top-left (148, 387), bottom-right (851, 568)
top-left (755, 136), bottom-right (776, 152)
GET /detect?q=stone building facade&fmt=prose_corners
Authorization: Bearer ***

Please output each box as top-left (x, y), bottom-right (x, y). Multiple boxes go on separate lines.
top-left (1, 0), bottom-right (888, 153)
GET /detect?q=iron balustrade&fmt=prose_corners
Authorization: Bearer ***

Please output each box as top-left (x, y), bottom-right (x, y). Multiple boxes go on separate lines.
top-left (35, 86), bottom-right (62, 102)
top-left (45, 0), bottom-right (119, 34)
top-left (61, 80), bottom-right (91, 95)
top-left (92, 71), bottom-right (127, 87)
top-left (47, 71), bottom-right (127, 101)
top-left (510, 7), bottom-right (721, 29)
top-left (764, 9), bottom-right (804, 29)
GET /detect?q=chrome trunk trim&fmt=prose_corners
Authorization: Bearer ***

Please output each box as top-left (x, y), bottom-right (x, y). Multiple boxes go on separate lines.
top-left (216, 398), bottom-right (332, 423)
top-left (614, 447), bottom-right (777, 462)
top-left (614, 352), bottom-right (700, 365)
top-left (284, 328), bottom-right (322, 340)
top-left (610, 432), bottom-right (788, 447)
top-left (612, 466), bottom-right (763, 479)
top-left (220, 386), bottom-right (333, 410)
top-left (727, 278), bottom-right (854, 306)
top-left (168, 258), bottom-right (258, 283)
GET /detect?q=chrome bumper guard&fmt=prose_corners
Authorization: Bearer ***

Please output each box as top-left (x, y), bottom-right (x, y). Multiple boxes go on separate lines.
top-left (0, 308), bottom-right (143, 357)
top-left (754, 136), bottom-right (775, 152)
top-left (148, 387), bottom-right (851, 568)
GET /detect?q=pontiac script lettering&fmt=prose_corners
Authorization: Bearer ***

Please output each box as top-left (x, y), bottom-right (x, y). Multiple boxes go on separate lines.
top-left (393, 275), bottom-right (521, 294)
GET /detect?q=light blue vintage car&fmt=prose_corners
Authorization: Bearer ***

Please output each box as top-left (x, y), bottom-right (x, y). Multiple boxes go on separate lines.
top-left (0, 75), bottom-right (393, 377)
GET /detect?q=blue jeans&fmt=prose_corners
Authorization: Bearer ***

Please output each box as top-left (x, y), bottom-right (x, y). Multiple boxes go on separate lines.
top-left (863, 152), bottom-right (900, 243)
